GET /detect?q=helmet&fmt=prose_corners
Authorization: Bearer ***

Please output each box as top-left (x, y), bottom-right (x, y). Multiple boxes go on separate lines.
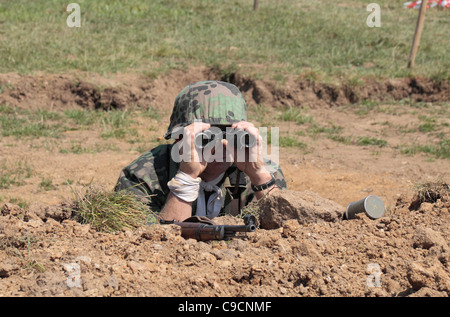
top-left (164, 80), bottom-right (247, 139)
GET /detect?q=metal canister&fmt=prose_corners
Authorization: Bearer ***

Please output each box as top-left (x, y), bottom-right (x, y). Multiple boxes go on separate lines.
top-left (344, 195), bottom-right (385, 220)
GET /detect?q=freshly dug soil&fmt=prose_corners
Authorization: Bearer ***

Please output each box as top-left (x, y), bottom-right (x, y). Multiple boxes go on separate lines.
top-left (0, 188), bottom-right (448, 297)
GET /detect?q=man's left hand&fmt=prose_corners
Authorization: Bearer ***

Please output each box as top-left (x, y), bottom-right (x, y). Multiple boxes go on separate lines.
top-left (228, 121), bottom-right (272, 185)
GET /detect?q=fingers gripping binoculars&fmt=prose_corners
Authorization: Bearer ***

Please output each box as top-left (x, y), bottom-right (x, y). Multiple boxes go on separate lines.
top-left (194, 126), bottom-right (257, 149)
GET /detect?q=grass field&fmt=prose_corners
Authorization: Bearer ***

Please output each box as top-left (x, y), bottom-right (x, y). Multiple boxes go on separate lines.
top-left (1, 1), bottom-right (450, 298)
top-left (0, 0), bottom-right (448, 82)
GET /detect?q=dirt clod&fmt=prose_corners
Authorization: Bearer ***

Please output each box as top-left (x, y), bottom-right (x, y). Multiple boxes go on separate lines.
top-left (259, 190), bottom-right (344, 229)
top-left (413, 227), bottom-right (447, 250)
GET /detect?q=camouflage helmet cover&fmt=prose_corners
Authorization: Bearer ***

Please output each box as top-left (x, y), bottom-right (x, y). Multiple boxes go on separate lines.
top-left (164, 80), bottom-right (247, 139)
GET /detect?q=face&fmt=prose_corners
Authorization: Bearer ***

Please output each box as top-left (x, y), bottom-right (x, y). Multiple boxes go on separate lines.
top-left (200, 142), bottom-right (233, 180)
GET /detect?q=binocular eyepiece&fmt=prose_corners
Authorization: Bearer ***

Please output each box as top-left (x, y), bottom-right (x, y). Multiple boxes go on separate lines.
top-left (194, 127), bottom-right (256, 149)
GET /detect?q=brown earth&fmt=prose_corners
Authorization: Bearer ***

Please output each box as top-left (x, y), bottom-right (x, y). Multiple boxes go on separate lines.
top-left (0, 67), bottom-right (449, 297)
top-left (1, 67), bottom-right (449, 112)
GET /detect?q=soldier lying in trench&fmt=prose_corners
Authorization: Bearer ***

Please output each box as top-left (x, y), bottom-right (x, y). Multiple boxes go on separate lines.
top-left (114, 80), bottom-right (286, 221)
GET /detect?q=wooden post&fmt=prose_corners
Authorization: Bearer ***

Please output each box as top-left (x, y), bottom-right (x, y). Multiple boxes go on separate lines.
top-left (408, 0), bottom-right (427, 69)
top-left (253, 0), bottom-right (259, 11)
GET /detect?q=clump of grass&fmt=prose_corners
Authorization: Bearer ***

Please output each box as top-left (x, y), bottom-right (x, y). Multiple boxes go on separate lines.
top-left (279, 136), bottom-right (307, 149)
top-left (308, 123), bottom-right (343, 137)
top-left (328, 135), bottom-right (353, 145)
top-left (278, 107), bottom-right (313, 125)
top-left (64, 109), bottom-right (99, 126)
top-left (39, 178), bottom-right (56, 191)
top-left (237, 185), bottom-right (282, 229)
top-left (418, 115), bottom-right (437, 133)
top-left (237, 191), bottom-right (269, 229)
top-left (238, 203), bottom-right (261, 229)
top-left (5, 197), bottom-right (29, 209)
top-left (0, 159), bottom-right (33, 189)
top-left (352, 99), bottom-right (380, 116)
top-left (409, 180), bottom-right (449, 211)
top-left (248, 104), bottom-right (275, 127)
top-left (71, 186), bottom-right (156, 233)
top-left (100, 110), bottom-right (137, 139)
top-left (356, 136), bottom-right (387, 147)
top-left (400, 139), bottom-right (449, 159)
top-left (414, 181), bottom-right (449, 204)
top-left (0, 105), bottom-right (67, 138)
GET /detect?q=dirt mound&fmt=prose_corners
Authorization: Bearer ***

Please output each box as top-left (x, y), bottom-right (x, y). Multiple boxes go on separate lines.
top-left (1, 69), bottom-right (449, 111)
top-left (1, 188), bottom-right (448, 297)
top-left (0, 67), bottom-right (214, 111)
top-left (233, 74), bottom-right (450, 108)
top-left (258, 190), bottom-right (344, 229)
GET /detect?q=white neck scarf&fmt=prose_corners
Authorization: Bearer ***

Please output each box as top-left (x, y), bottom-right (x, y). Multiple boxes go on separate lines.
top-left (167, 171), bottom-right (225, 219)
top-left (196, 172), bottom-right (225, 219)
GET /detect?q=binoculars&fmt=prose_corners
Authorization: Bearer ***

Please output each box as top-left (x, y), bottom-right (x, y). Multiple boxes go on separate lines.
top-left (194, 126), bottom-right (256, 149)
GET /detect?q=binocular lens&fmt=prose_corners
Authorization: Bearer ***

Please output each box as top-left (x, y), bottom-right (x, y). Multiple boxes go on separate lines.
top-left (230, 130), bottom-right (256, 148)
top-left (194, 129), bottom-right (256, 149)
top-left (194, 131), bottom-right (216, 148)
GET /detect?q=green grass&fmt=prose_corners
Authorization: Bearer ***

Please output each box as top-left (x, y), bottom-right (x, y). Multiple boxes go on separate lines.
top-left (399, 139), bottom-right (450, 159)
top-left (39, 178), bottom-right (56, 191)
top-left (279, 136), bottom-right (307, 149)
top-left (99, 110), bottom-right (137, 139)
top-left (356, 136), bottom-right (387, 147)
top-left (418, 115), bottom-right (437, 132)
top-left (0, 160), bottom-right (33, 189)
top-left (6, 197), bottom-right (29, 209)
top-left (0, 105), bottom-right (67, 138)
top-left (0, 0), bottom-right (448, 82)
top-left (308, 123), bottom-right (344, 137)
top-left (71, 185), bottom-right (156, 233)
top-left (301, 121), bottom-right (389, 148)
top-left (59, 141), bottom-right (120, 154)
top-left (0, 104), bottom-right (160, 142)
top-left (278, 107), bottom-right (313, 125)
top-left (266, 103), bottom-right (448, 160)
top-left (64, 109), bottom-right (99, 126)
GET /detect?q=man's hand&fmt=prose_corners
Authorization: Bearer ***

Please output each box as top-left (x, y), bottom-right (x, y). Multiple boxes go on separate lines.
top-left (161, 122), bottom-right (211, 222)
top-left (178, 122), bottom-right (211, 178)
top-left (228, 121), bottom-right (272, 186)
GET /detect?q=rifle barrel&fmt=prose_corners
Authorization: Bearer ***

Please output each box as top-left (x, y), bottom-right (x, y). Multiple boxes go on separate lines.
top-left (223, 224), bottom-right (256, 233)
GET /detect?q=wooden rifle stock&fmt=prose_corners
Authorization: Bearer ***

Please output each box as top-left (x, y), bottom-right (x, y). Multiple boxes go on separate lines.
top-left (160, 215), bottom-right (257, 241)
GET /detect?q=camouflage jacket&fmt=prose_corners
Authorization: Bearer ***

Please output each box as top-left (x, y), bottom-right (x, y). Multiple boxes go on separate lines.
top-left (114, 143), bottom-right (287, 216)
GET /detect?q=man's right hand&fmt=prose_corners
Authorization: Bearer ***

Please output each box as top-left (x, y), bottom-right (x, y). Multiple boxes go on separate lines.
top-left (160, 122), bottom-right (211, 222)
top-left (178, 122), bottom-right (211, 178)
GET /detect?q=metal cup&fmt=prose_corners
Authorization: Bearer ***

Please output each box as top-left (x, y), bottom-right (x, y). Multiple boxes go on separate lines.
top-left (344, 195), bottom-right (385, 220)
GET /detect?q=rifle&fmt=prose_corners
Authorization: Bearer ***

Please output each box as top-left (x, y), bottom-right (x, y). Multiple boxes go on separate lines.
top-left (160, 215), bottom-right (257, 241)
